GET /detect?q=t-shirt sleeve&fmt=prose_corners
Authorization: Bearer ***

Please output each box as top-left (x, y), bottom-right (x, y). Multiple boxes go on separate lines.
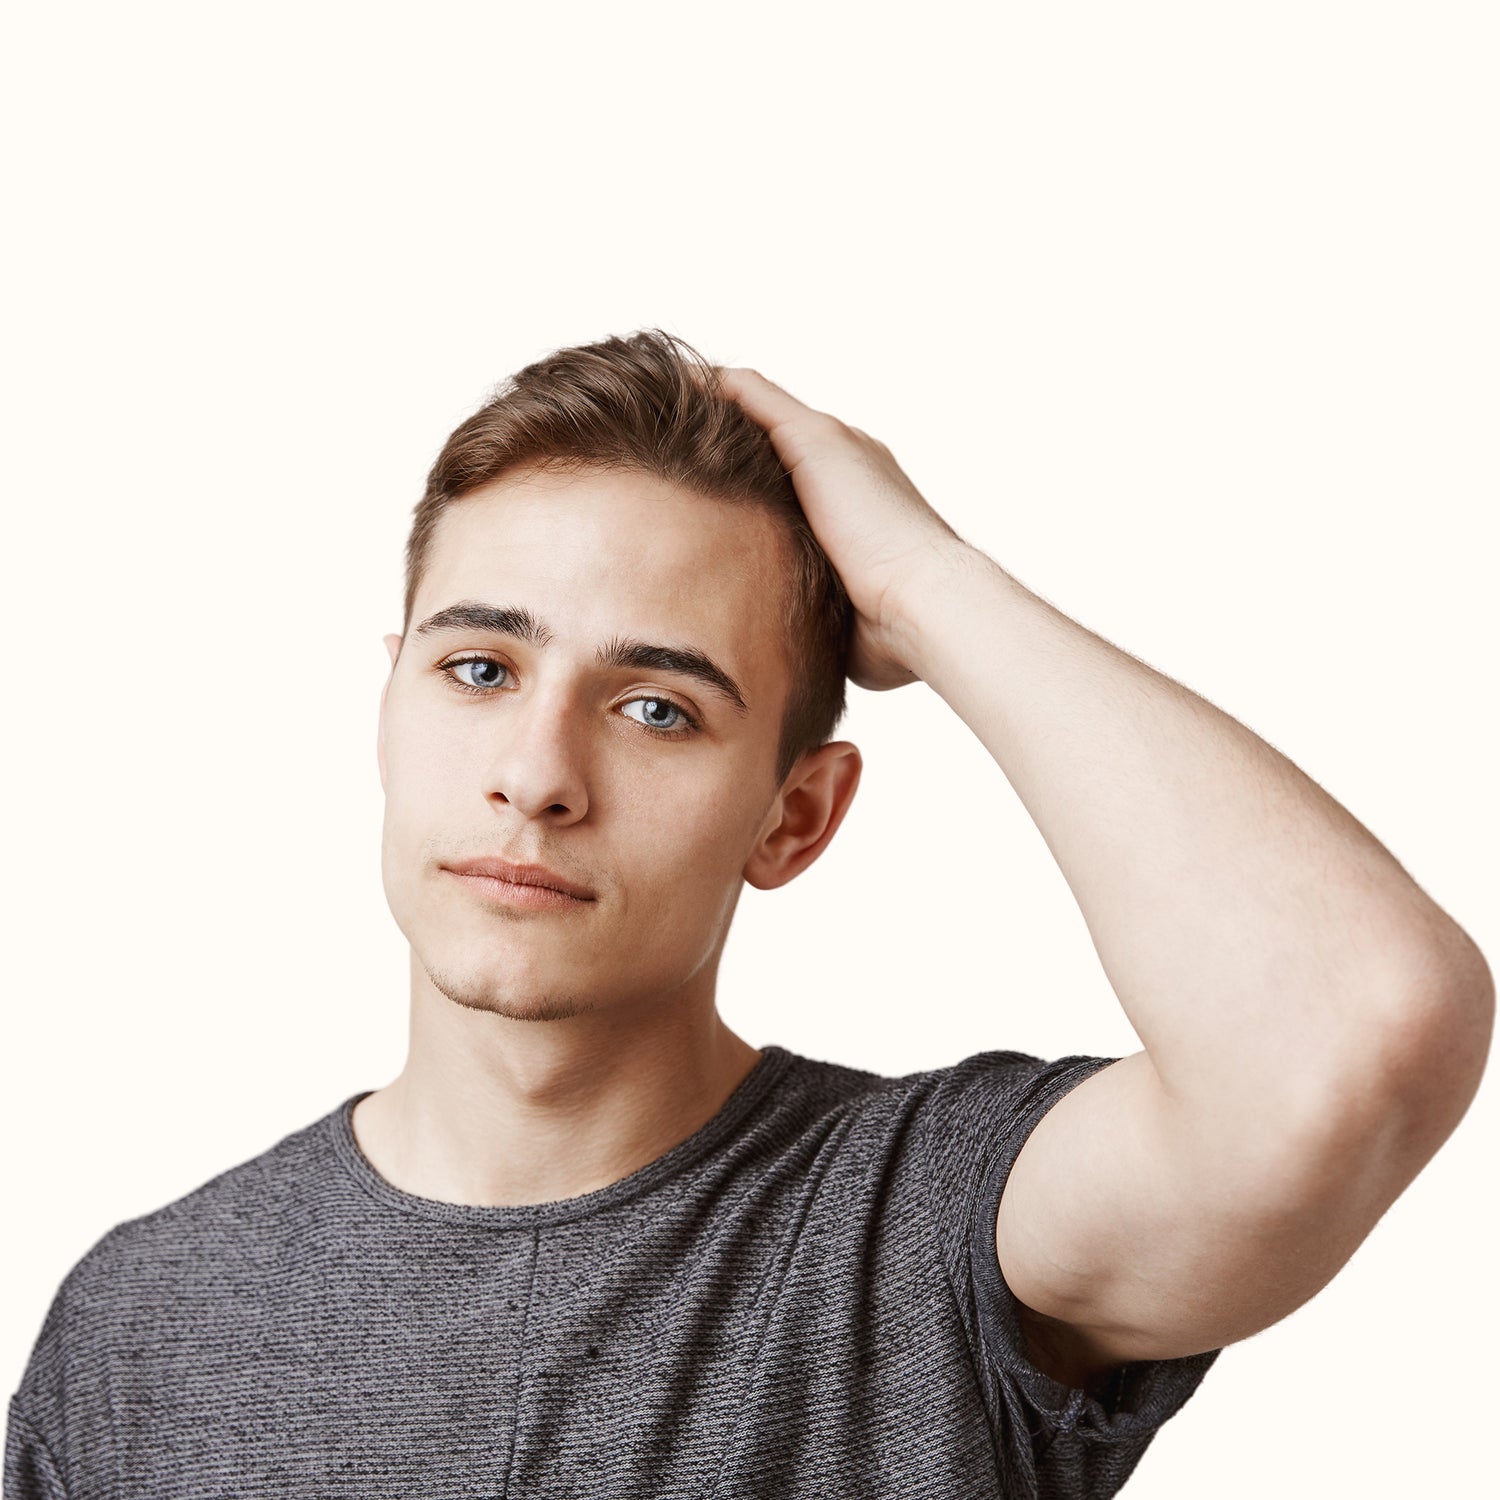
top-left (914, 1049), bottom-right (1221, 1499)
top-left (4, 1397), bottom-right (70, 1500)
top-left (6, 1227), bottom-right (125, 1500)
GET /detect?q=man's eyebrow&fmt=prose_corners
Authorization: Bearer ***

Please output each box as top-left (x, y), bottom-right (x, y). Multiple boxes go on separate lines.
top-left (411, 601), bottom-right (750, 716)
top-left (413, 601), bottom-right (552, 647)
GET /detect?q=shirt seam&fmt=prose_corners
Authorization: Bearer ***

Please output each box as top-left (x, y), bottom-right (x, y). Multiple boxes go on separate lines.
top-left (914, 1056), bottom-right (1115, 1469)
top-left (330, 1048), bottom-right (797, 1231)
top-left (497, 1226), bottom-right (539, 1499)
top-left (7, 1395), bottom-right (71, 1499)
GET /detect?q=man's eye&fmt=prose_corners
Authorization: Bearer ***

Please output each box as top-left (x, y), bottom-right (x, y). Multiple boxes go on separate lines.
top-left (620, 697), bottom-right (697, 736)
top-left (438, 660), bottom-right (697, 738)
top-left (443, 657), bottom-right (508, 690)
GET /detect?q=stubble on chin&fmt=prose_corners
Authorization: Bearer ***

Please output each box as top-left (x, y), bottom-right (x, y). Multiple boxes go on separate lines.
top-left (423, 963), bottom-right (600, 1024)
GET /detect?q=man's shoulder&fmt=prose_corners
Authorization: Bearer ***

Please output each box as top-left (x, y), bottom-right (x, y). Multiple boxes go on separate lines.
top-left (792, 1046), bottom-right (1106, 1132)
top-left (752, 1047), bottom-right (948, 1151)
top-left (10, 1099), bottom-right (352, 1467)
top-left (768, 1045), bottom-right (1088, 1131)
top-left (50, 1096), bottom-right (350, 1303)
top-left (754, 1046), bottom-right (1097, 1189)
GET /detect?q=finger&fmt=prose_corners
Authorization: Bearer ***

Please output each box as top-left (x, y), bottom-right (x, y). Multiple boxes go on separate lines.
top-left (718, 366), bottom-right (828, 428)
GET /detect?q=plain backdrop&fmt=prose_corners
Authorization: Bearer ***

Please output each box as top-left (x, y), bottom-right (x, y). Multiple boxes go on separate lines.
top-left (3, 3), bottom-right (1496, 1494)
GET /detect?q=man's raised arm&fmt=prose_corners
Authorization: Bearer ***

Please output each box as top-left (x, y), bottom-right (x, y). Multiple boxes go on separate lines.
top-left (720, 364), bottom-right (1493, 1383)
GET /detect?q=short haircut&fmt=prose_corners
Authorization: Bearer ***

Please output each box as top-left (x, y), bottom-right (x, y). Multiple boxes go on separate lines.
top-left (404, 329), bottom-right (854, 788)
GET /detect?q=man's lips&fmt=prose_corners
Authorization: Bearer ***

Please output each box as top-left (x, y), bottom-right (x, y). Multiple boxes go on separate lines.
top-left (441, 857), bottom-right (596, 901)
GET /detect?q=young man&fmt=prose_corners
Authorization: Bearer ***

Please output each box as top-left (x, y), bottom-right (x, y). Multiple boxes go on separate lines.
top-left (7, 331), bottom-right (1491, 1499)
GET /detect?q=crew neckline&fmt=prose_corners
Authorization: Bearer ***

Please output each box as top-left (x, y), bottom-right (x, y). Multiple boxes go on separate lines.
top-left (329, 1044), bottom-right (796, 1229)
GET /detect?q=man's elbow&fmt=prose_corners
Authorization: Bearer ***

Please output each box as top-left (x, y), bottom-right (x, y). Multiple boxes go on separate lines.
top-left (1233, 929), bottom-right (1493, 1241)
top-left (1310, 925), bottom-right (1495, 1212)
top-left (1376, 924), bottom-right (1494, 1150)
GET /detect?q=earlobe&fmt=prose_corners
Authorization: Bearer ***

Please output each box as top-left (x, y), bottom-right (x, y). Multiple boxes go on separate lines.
top-left (743, 741), bottom-right (862, 892)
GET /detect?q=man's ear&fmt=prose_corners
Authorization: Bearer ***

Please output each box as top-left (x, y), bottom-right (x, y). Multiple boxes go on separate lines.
top-left (743, 741), bottom-right (862, 891)
top-left (376, 632), bottom-right (402, 792)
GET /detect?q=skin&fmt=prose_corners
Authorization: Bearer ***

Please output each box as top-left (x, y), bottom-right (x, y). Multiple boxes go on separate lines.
top-left (352, 465), bottom-right (861, 1208)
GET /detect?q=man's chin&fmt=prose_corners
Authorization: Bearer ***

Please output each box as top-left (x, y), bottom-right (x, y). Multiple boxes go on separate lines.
top-left (423, 963), bottom-right (600, 1024)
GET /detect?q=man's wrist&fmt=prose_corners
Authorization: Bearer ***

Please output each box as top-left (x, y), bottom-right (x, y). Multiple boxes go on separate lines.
top-left (883, 539), bottom-right (1009, 683)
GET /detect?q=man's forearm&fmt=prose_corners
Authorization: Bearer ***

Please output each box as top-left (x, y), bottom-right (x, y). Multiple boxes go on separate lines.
top-left (893, 543), bottom-right (1492, 1126)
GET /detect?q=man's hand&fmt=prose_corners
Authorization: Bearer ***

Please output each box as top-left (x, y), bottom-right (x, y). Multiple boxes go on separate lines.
top-left (718, 366), bottom-right (969, 692)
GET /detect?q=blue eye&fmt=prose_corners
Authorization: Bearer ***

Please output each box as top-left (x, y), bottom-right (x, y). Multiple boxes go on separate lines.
top-left (446, 657), bottom-right (507, 690)
top-left (620, 697), bottom-right (696, 736)
top-left (437, 655), bottom-right (699, 739)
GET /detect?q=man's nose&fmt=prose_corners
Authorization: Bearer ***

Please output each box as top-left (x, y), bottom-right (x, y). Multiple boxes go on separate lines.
top-left (479, 685), bottom-right (591, 823)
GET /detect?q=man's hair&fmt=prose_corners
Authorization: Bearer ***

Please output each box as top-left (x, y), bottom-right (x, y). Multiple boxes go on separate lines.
top-left (404, 329), bottom-right (854, 788)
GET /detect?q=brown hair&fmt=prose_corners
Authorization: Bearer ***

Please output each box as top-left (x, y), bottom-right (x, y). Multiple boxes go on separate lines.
top-left (404, 329), bottom-right (854, 787)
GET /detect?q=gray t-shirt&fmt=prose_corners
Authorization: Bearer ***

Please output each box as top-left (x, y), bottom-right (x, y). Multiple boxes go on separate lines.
top-left (6, 1045), bottom-right (1219, 1498)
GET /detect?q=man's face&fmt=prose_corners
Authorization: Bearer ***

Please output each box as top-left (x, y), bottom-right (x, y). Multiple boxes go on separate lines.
top-left (379, 465), bottom-right (797, 1023)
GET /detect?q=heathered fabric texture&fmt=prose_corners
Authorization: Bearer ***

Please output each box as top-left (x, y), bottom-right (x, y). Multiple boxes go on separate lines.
top-left (7, 1045), bottom-right (1219, 1499)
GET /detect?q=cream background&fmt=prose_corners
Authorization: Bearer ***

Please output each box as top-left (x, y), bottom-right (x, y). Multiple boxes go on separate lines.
top-left (3, 3), bottom-right (1495, 1493)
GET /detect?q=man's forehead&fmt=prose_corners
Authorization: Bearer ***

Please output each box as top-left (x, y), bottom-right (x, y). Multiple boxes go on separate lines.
top-left (421, 471), bottom-right (791, 632)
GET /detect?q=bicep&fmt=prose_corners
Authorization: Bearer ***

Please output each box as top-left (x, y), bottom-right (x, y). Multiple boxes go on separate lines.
top-left (995, 1047), bottom-right (1420, 1369)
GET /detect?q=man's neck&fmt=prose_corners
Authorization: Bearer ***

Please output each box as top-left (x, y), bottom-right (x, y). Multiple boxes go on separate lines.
top-left (350, 973), bottom-right (763, 1208)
